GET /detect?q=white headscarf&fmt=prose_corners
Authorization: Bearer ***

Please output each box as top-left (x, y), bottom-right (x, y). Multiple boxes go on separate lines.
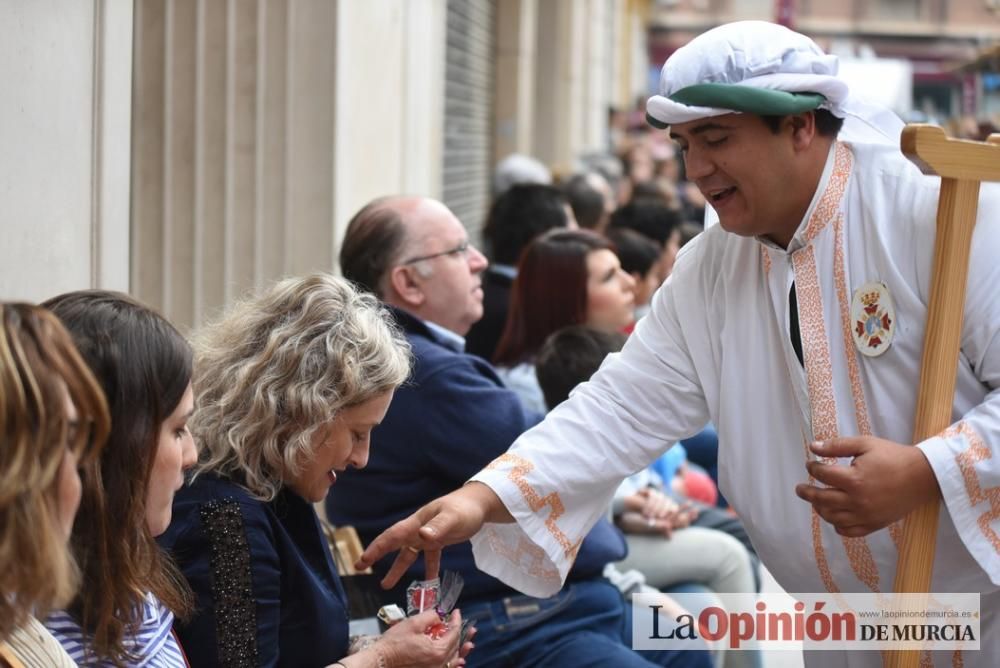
top-left (645, 21), bottom-right (904, 147)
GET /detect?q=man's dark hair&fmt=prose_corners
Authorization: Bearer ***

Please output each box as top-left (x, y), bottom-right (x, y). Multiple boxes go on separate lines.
top-left (339, 198), bottom-right (408, 297)
top-left (482, 184), bottom-right (570, 266)
top-left (535, 325), bottom-right (626, 410)
top-left (605, 227), bottom-right (660, 277)
top-left (760, 108), bottom-right (844, 137)
top-left (564, 173), bottom-right (606, 230)
top-left (607, 200), bottom-right (681, 247)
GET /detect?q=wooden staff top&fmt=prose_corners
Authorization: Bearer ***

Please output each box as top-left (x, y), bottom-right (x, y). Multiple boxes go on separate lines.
top-left (903, 124), bottom-right (1000, 180)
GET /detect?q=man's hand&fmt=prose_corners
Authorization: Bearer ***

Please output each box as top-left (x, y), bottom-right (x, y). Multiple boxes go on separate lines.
top-left (355, 482), bottom-right (513, 589)
top-left (794, 436), bottom-right (941, 537)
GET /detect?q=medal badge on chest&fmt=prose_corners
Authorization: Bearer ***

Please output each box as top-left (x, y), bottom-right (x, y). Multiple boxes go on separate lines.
top-left (851, 282), bottom-right (896, 357)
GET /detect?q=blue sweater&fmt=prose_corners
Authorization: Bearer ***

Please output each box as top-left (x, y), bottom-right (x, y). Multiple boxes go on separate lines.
top-left (326, 307), bottom-right (627, 603)
top-left (161, 473), bottom-right (349, 668)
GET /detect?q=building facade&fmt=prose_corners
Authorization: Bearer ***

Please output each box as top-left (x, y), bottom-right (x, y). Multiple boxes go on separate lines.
top-left (1, 0), bottom-right (650, 329)
top-left (649, 0), bottom-right (1000, 121)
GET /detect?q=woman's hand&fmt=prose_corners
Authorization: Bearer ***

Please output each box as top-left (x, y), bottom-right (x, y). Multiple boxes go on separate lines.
top-left (639, 488), bottom-right (678, 519)
top-left (622, 490), bottom-right (649, 514)
top-left (617, 497), bottom-right (698, 538)
top-left (668, 501), bottom-right (698, 533)
top-left (378, 609), bottom-right (473, 668)
top-left (356, 482), bottom-right (512, 589)
top-left (618, 510), bottom-right (665, 535)
top-left (624, 487), bottom-right (681, 520)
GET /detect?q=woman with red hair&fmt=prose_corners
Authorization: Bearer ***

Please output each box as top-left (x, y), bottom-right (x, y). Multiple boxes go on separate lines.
top-left (493, 229), bottom-right (635, 414)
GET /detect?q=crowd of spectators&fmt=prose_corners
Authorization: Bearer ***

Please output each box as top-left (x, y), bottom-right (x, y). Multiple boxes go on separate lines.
top-left (0, 122), bottom-right (761, 668)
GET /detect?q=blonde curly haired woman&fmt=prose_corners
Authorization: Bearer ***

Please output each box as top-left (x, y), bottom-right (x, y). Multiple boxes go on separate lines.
top-left (161, 274), bottom-right (473, 668)
top-left (0, 303), bottom-right (109, 667)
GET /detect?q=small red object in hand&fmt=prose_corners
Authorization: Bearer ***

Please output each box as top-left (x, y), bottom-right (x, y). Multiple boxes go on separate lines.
top-left (407, 585), bottom-right (438, 614)
top-left (425, 622), bottom-right (449, 640)
top-left (406, 571), bottom-right (465, 640)
top-left (406, 576), bottom-right (440, 616)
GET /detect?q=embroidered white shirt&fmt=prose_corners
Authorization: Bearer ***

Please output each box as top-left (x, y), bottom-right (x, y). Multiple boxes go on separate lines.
top-left (469, 141), bottom-right (1000, 667)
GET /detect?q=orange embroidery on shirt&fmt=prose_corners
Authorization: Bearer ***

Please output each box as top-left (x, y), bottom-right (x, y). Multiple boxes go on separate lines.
top-left (887, 522), bottom-right (903, 552)
top-left (797, 245), bottom-right (882, 592)
top-left (801, 143), bottom-right (852, 245)
top-left (831, 210), bottom-right (904, 550)
top-left (761, 247), bottom-right (772, 276)
top-left (947, 422), bottom-right (1000, 554)
top-left (484, 527), bottom-right (562, 582)
top-left (793, 246), bottom-right (838, 442)
top-left (832, 212), bottom-right (872, 437)
top-left (794, 147), bottom-right (884, 593)
top-left (486, 453), bottom-right (583, 559)
top-left (792, 145), bottom-right (854, 429)
top-left (843, 537), bottom-right (881, 592)
top-left (811, 499), bottom-right (840, 593)
top-left (910, 648), bottom-right (964, 668)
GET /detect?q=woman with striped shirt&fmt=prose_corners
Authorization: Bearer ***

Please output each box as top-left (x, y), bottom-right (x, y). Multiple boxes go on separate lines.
top-left (43, 292), bottom-right (197, 667)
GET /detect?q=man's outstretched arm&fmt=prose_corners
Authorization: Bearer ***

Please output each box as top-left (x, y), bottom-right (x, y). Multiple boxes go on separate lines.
top-left (356, 481), bottom-right (514, 589)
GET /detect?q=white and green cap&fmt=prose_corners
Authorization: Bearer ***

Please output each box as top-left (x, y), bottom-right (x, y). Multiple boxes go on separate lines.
top-left (646, 21), bottom-right (903, 146)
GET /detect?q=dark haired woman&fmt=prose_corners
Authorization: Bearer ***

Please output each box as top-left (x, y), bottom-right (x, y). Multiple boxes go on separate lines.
top-left (493, 229), bottom-right (635, 413)
top-left (42, 291), bottom-right (196, 667)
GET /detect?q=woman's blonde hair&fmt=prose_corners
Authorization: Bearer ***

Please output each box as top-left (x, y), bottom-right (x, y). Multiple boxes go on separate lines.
top-left (0, 304), bottom-right (109, 640)
top-left (191, 273), bottom-right (411, 500)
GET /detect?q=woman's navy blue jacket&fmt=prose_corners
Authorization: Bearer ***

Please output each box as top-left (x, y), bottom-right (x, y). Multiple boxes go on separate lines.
top-left (160, 473), bottom-right (349, 668)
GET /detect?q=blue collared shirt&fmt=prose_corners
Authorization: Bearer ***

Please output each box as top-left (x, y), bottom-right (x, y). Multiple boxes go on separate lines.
top-left (424, 319), bottom-right (467, 353)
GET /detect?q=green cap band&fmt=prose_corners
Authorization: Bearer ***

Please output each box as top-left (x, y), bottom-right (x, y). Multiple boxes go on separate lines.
top-left (656, 83), bottom-right (826, 127)
top-left (646, 113), bottom-right (669, 130)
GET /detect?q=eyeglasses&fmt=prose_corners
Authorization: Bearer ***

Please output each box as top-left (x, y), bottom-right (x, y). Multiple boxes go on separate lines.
top-left (401, 240), bottom-right (471, 265)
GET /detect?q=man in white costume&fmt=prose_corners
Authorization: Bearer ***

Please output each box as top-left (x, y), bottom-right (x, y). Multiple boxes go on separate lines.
top-left (359, 22), bottom-right (1000, 667)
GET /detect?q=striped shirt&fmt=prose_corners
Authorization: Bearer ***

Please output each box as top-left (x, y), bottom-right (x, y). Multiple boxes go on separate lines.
top-left (45, 593), bottom-right (186, 667)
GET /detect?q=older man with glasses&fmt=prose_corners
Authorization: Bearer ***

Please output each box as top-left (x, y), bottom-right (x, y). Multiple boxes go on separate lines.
top-left (329, 195), bottom-right (711, 668)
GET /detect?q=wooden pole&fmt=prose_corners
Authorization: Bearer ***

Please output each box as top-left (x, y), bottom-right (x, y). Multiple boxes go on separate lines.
top-left (886, 126), bottom-right (1000, 668)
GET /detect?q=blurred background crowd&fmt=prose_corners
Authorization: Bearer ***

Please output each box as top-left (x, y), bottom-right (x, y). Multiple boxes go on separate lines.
top-left (3, 0), bottom-right (998, 319)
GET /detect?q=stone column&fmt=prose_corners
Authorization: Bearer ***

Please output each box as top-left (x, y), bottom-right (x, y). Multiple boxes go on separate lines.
top-left (0, 0), bottom-right (132, 301)
top-left (130, 0), bottom-right (446, 330)
top-left (494, 0), bottom-right (538, 161)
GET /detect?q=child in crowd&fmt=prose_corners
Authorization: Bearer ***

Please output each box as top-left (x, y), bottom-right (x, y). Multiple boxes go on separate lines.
top-left (605, 227), bottom-right (662, 323)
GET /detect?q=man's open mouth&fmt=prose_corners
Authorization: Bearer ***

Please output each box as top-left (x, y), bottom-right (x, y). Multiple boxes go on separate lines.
top-left (708, 187), bottom-right (737, 204)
